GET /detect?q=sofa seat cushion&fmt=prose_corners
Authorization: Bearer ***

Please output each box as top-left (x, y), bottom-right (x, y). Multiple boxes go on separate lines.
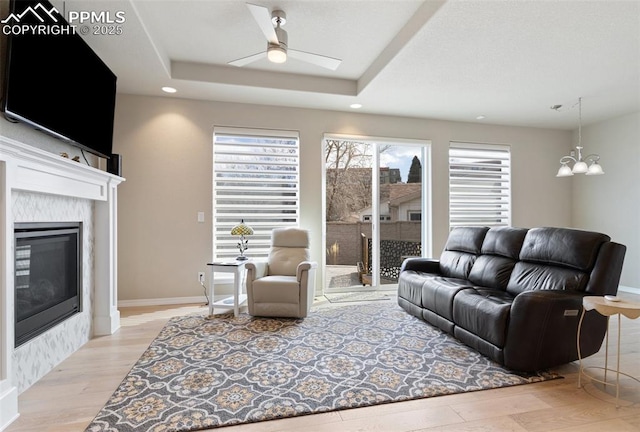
top-left (453, 287), bottom-right (514, 348)
top-left (420, 276), bottom-right (473, 321)
top-left (252, 276), bottom-right (300, 303)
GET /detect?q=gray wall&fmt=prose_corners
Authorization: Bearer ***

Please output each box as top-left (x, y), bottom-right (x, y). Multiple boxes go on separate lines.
top-left (570, 112), bottom-right (640, 289)
top-left (112, 94), bottom-right (573, 301)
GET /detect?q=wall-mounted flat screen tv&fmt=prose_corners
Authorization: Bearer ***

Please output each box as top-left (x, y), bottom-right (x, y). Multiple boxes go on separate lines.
top-left (2, 0), bottom-right (117, 159)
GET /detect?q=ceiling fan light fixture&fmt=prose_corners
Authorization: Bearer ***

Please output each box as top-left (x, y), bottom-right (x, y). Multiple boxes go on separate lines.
top-left (267, 44), bottom-right (287, 63)
top-left (229, 3), bottom-right (341, 70)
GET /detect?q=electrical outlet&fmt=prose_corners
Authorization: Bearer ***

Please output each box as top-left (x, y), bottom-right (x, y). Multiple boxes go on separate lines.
top-left (198, 272), bottom-right (205, 283)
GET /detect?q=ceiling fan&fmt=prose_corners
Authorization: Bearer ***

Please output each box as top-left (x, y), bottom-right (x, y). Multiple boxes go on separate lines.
top-left (228, 3), bottom-right (342, 71)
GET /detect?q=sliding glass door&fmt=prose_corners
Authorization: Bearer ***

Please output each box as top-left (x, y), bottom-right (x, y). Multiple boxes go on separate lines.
top-left (323, 135), bottom-right (431, 294)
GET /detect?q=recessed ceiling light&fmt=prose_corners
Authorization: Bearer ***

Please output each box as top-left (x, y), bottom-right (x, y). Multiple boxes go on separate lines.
top-left (476, 115), bottom-right (486, 120)
top-left (162, 86), bottom-right (177, 93)
top-left (350, 103), bottom-right (362, 109)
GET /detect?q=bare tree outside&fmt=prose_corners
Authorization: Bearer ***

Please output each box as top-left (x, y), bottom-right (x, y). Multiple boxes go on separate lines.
top-left (325, 140), bottom-right (373, 222)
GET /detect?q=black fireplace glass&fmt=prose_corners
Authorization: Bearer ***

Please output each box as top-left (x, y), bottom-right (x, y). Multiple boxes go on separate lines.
top-left (14, 222), bottom-right (82, 346)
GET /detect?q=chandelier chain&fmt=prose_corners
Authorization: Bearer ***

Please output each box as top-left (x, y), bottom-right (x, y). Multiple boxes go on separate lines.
top-left (578, 97), bottom-right (582, 148)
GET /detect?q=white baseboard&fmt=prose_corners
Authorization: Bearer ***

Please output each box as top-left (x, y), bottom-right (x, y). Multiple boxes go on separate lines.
top-left (0, 384), bottom-right (19, 432)
top-left (118, 285), bottom-right (640, 309)
top-left (618, 285), bottom-right (640, 295)
top-left (118, 296), bottom-right (207, 308)
top-left (118, 280), bottom-right (234, 308)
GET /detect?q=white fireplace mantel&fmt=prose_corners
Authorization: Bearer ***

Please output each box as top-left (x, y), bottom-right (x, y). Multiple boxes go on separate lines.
top-left (0, 136), bottom-right (124, 429)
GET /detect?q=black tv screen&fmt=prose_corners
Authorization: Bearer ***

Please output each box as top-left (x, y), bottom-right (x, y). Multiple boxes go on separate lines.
top-left (2, 0), bottom-right (117, 159)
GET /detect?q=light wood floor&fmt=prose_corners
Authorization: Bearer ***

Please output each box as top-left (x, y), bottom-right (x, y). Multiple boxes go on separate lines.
top-left (6, 292), bottom-right (640, 432)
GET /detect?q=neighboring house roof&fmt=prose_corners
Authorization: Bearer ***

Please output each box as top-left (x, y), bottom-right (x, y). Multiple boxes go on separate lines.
top-left (356, 183), bottom-right (422, 217)
top-left (384, 183), bottom-right (422, 206)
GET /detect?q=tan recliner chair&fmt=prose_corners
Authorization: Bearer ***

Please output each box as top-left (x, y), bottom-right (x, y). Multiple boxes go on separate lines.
top-left (245, 227), bottom-right (317, 318)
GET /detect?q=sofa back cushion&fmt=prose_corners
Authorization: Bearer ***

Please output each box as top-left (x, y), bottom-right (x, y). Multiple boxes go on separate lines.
top-left (268, 228), bottom-right (310, 276)
top-left (481, 227), bottom-right (528, 259)
top-left (468, 227), bottom-right (527, 290)
top-left (506, 227), bottom-right (610, 295)
top-left (439, 227), bottom-right (489, 279)
top-left (468, 256), bottom-right (517, 290)
top-left (518, 227), bottom-right (609, 271)
top-left (506, 263), bottom-right (589, 295)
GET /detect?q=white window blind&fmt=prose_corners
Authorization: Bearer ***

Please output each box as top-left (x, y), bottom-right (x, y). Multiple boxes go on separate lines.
top-left (449, 142), bottom-right (511, 228)
top-left (213, 128), bottom-right (299, 260)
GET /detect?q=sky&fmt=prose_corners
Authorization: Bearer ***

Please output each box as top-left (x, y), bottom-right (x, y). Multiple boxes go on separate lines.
top-left (379, 145), bottom-right (422, 182)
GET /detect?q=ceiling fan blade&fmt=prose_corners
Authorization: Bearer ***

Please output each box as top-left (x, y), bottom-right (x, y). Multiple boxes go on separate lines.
top-left (288, 49), bottom-right (342, 70)
top-left (246, 3), bottom-right (279, 45)
top-left (228, 51), bottom-right (267, 67)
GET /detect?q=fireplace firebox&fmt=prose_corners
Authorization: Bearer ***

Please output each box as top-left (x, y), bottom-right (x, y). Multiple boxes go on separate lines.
top-left (14, 222), bottom-right (82, 347)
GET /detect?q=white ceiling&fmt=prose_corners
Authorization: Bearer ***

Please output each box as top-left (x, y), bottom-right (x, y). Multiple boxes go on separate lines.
top-left (66, 0), bottom-right (640, 129)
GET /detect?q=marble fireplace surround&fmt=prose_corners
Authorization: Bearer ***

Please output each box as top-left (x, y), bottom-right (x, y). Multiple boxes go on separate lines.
top-left (0, 136), bottom-right (123, 430)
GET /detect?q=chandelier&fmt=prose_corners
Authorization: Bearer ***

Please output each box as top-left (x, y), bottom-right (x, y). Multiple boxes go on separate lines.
top-left (556, 97), bottom-right (604, 177)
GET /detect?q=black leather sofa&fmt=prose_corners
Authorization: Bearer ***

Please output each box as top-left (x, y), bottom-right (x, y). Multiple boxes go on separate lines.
top-left (397, 226), bottom-right (626, 372)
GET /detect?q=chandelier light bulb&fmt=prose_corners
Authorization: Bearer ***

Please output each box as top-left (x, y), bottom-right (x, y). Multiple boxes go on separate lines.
top-left (586, 161), bottom-right (604, 176)
top-left (572, 161), bottom-right (588, 174)
top-left (556, 164), bottom-right (574, 177)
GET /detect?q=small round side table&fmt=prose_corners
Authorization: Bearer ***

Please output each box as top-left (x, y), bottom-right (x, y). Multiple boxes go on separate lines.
top-left (577, 295), bottom-right (640, 407)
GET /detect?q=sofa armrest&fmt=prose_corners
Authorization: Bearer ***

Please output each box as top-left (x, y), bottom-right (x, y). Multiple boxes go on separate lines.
top-left (585, 241), bottom-right (626, 295)
top-left (297, 261), bottom-right (318, 282)
top-left (400, 257), bottom-right (441, 274)
top-left (246, 260), bottom-right (268, 281)
top-left (504, 290), bottom-right (607, 371)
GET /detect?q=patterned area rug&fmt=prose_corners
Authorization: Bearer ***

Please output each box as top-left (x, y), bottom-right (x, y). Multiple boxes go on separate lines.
top-left (324, 291), bottom-right (392, 303)
top-left (86, 303), bottom-right (560, 432)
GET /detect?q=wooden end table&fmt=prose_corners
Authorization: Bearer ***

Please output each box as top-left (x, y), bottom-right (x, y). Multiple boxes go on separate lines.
top-left (206, 260), bottom-right (249, 317)
top-left (577, 295), bottom-right (640, 407)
